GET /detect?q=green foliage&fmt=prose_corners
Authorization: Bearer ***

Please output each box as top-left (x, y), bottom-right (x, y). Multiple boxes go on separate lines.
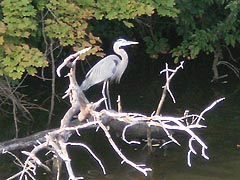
top-left (45, 0), bottom-right (94, 47)
top-left (0, 44), bottom-right (47, 79)
top-left (1, 0), bottom-right (37, 38)
top-left (0, 0), bottom-right (47, 79)
top-left (0, 0), bottom-right (179, 80)
top-left (42, 0), bottom-right (104, 59)
top-left (133, 0), bottom-right (240, 62)
top-left (94, 0), bottom-right (154, 20)
top-left (171, 0), bottom-right (240, 61)
top-left (141, 0), bottom-right (179, 17)
top-left (93, 0), bottom-right (178, 28)
top-left (89, 0), bottom-right (178, 58)
top-left (172, 28), bottom-right (218, 60)
top-left (2, 0), bottom-right (239, 79)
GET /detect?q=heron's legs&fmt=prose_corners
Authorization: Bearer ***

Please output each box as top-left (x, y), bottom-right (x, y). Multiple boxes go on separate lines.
top-left (106, 80), bottom-right (112, 109)
top-left (102, 81), bottom-right (109, 110)
top-left (102, 81), bottom-right (112, 110)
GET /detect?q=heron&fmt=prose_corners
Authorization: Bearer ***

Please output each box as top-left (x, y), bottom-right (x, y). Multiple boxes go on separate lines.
top-left (80, 38), bottom-right (139, 110)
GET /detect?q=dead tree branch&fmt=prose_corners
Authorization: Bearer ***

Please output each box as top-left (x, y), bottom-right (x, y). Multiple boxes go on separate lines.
top-left (1, 49), bottom-right (225, 180)
top-left (155, 61), bottom-right (184, 115)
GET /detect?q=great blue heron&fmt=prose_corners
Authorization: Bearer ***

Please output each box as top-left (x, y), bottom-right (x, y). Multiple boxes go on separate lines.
top-left (80, 38), bottom-right (139, 109)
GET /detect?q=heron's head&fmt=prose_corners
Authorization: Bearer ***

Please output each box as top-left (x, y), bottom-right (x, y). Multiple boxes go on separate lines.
top-left (114, 38), bottom-right (139, 49)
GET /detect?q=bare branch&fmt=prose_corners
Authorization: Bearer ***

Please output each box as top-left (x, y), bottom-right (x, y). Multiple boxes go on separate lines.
top-left (156, 61), bottom-right (184, 115)
top-left (56, 47), bottom-right (91, 77)
top-left (66, 142), bottom-right (106, 175)
top-left (97, 119), bottom-right (152, 176)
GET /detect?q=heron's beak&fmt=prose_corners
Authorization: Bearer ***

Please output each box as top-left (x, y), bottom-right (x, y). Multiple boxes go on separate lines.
top-left (128, 41), bottom-right (139, 45)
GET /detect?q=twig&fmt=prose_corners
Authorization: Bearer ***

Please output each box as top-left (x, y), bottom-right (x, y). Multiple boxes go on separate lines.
top-left (117, 95), bottom-right (122, 112)
top-left (122, 124), bottom-right (141, 145)
top-left (66, 142), bottom-right (106, 174)
top-left (196, 97), bottom-right (225, 124)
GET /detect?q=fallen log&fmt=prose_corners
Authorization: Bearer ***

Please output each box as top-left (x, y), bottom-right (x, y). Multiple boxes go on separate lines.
top-left (0, 111), bottom-right (168, 153)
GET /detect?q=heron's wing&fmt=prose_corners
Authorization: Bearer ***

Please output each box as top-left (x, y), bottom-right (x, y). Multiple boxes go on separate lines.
top-left (80, 55), bottom-right (120, 90)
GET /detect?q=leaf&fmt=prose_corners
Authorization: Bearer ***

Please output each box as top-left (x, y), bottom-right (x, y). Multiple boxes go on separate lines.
top-left (26, 67), bottom-right (37, 76)
top-left (0, 21), bottom-right (6, 33)
top-left (0, 36), bottom-right (4, 45)
top-left (123, 20), bottom-right (134, 28)
top-left (16, 66), bottom-right (25, 72)
top-left (11, 72), bottom-right (22, 80)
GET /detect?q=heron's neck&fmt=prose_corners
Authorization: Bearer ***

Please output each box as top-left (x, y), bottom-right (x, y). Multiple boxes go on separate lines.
top-left (113, 46), bottom-right (129, 82)
top-left (114, 46), bottom-right (128, 62)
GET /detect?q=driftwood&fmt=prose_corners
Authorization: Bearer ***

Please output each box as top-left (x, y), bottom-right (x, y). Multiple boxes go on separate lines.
top-left (0, 47), bottom-right (225, 180)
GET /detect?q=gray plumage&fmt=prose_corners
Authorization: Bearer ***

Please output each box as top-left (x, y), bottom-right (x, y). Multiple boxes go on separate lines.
top-left (80, 38), bottom-right (138, 109)
top-left (80, 55), bottom-right (120, 91)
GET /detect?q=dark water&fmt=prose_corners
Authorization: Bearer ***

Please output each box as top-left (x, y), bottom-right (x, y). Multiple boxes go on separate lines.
top-left (53, 101), bottom-right (240, 180)
top-left (67, 84), bottom-right (240, 180)
top-left (1, 60), bottom-right (240, 180)
top-left (68, 59), bottom-right (240, 180)
top-left (44, 80), bottom-right (239, 180)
